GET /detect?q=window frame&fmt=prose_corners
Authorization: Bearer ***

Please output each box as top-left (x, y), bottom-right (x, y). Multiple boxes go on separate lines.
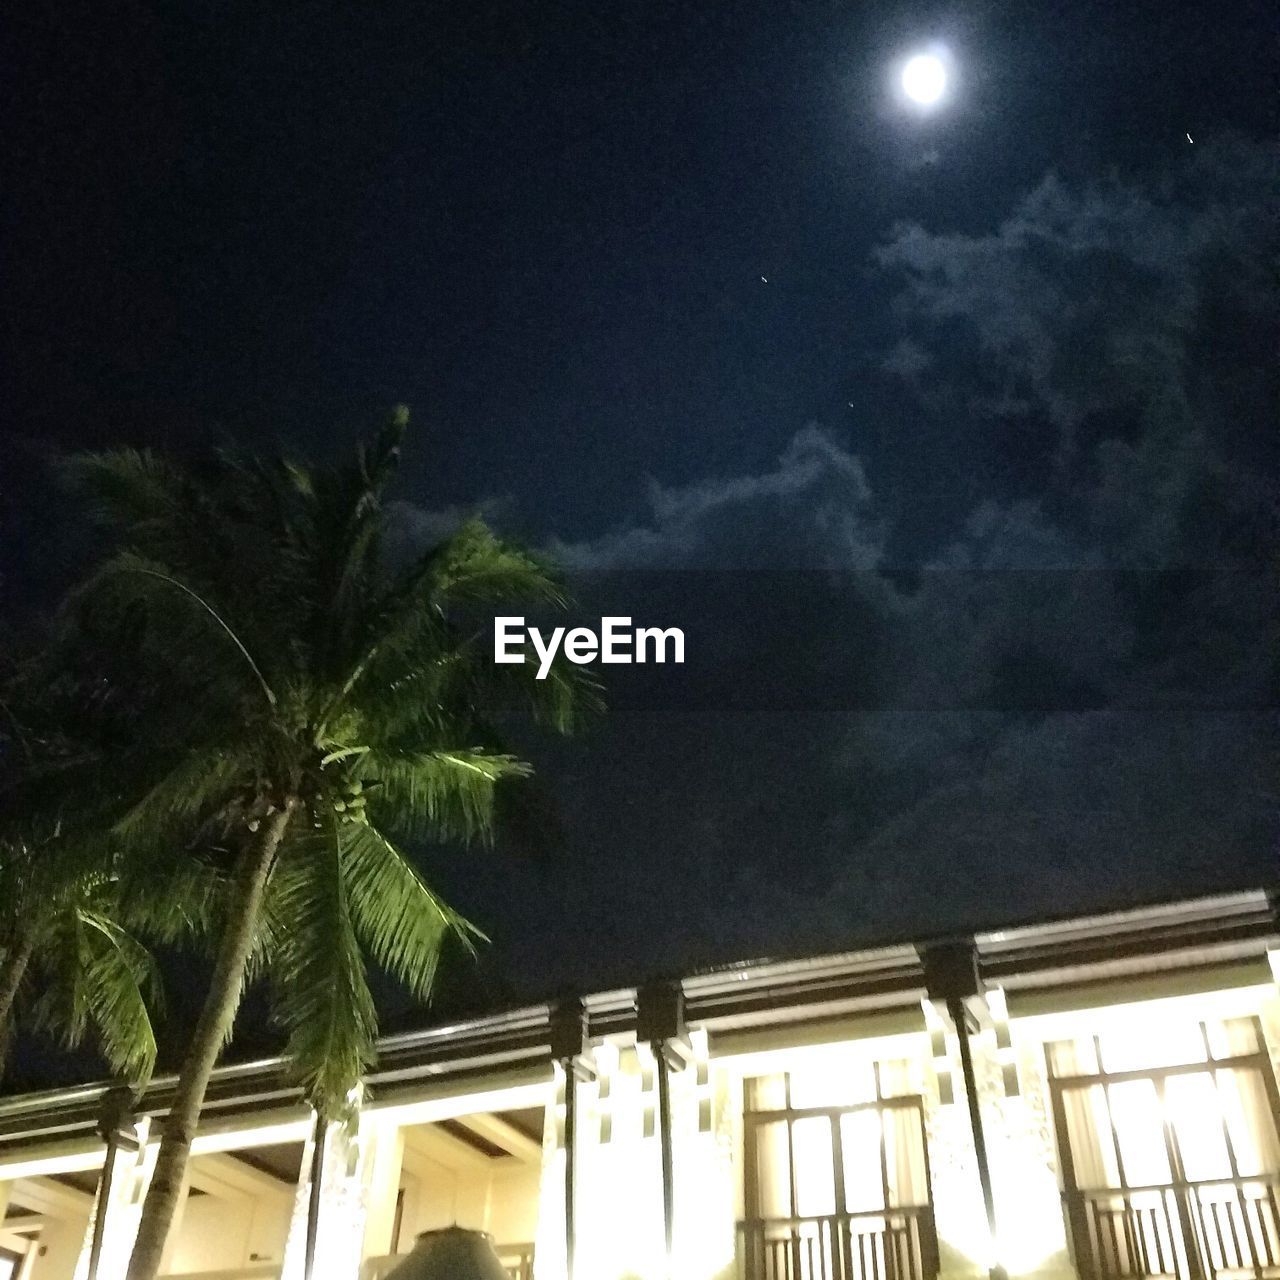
top-left (742, 1062), bottom-right (936, 1225)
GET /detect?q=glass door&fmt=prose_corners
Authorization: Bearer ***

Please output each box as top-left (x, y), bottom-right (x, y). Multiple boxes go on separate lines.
top-left (1048, 1017), bottom-right (1280, 1280)
top-left (742, 1062), bottom-right (938, 1280)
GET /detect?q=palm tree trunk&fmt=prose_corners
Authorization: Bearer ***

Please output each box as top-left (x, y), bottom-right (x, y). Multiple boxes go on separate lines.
top-left (126, 800), bottom-right (295, 1280)
top-left (0, 928), bottom-right (37, 1081)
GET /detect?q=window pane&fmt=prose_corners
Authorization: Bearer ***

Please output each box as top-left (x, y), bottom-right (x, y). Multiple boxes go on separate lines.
top-left (754, 1119), bottom-right (793, 1218)
top-left (885, 1106), bottom-right (929, 1207)
top-left (1109, 1080), bottom-right (1172, 1186)
top-left (877, 1058), bottom-right (918, 1099)
top-left (1099, 1019), bottom-right (1206, 1073)
top-left (748, 1073), bottom-right (789, 1112)
top-left (1048, 1037), bottom-right (1099, 1077)
top-left (1166, 1073), bottom-right (1232, 1181)
top-left (840, 1109), bottom-right (884, 1213)
top-left (1206, 1017), bottom-right (1261, 1059)
top-left (1217, 1066), bottom-right (1280, 1177)
top-left (1061, 1083), bottom-right (1122, 1189)
top-left (789, 1059), bottom-right (876, 1109)
top-left (792, 1116), bottom-right (836, 1216)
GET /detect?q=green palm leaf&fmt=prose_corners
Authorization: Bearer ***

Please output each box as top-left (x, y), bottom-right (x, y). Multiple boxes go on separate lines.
top-left (30, 894), bottom-right (159, 1084)
top-left (114, 741), bottom-right (258, 844)
top-left (338, 822), bottom-right (481, 1000)
top-left (69, 551), bottom-right (278, 710)
top-left (63, 448), bottom-right (189, 534)
top-left (269, 813), bottom-right (377, 1112)
top-left (359, 747), bottom-right (532, 844)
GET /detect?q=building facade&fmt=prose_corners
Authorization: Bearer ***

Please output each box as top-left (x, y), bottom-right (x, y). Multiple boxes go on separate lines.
top-left (1, 889), bottom-right (1278, 1280)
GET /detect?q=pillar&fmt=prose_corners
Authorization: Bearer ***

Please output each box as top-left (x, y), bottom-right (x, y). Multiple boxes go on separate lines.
top-left (549, 998), bottom-right (594, 1280)
top-left (280, 1095), bottom-right (392, 1280)
top-left (72, 1115), bottom-right (155, 1280)
top-left (922, 942), bottom-right (1003, 1280)
top-left (922, 946), bottom-right (1073, 1280)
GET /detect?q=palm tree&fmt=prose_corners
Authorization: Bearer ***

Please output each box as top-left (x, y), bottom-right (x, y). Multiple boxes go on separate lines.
top-left (64, 408), bottom-right (598, 1280)
top-left (0, 835), bottom-right (159, 1086)
top-left (0, 672), bottom-right (159, 1087)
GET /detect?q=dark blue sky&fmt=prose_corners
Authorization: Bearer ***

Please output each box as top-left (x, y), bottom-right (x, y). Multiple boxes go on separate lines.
top-left (2, 0), bottom-right (1276, 1074)
top-left (4, 0), bottom-right (1273, 539)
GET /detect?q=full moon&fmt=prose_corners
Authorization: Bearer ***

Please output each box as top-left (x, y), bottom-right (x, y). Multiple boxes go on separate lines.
top-left (902, 53), bottom-right (947, 105)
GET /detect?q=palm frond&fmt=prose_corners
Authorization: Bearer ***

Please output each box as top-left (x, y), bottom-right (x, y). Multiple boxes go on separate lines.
top-left (66, 449), bottom-right (276, 634)
top-left (115, 741), bottom-right (258, 845)
top-left (422, 518), bottom-right (568, 607)
top-left (331, 405), bottom-right (407, 612)
top-left (350, 631), bottom-right (602, 744)
top-left (359, 747), bottom-right (532, 844)
top-left (69, 551), bottom-right (278, 710)
top-left (321, 518), bottom-right (566, 725)
top-left (31, 898), bottom-right (159, 1084)
top-left (269, 813), bottom-right (377, 1116)
top-left (463, 644), bottom-right (606, 736)
top-left (119, 854), bottom-right (226, 944)
top-left (63, 448), bottom-right (189, 533)
top-left (338, 822), bottom-right (481, 1001)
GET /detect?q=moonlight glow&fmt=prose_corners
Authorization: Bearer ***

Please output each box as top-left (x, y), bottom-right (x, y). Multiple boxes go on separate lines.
top-left (902, 53), bottom-right (947, 106)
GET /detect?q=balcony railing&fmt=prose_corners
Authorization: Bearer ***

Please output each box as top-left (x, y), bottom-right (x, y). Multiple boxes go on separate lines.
top-left (1069, 1177), bottom-right (1280, 1280)
top-left (498, 1243), bottom-right (535, 1280)
top-left (738, 1207), bottom-right (939, 1280)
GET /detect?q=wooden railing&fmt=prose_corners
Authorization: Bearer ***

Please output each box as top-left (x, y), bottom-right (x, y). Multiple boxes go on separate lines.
top-left (738, 1207), bottom-right (939, 1280)
top-left (1069, 1176), bottom-right (1280, 1280)
top-left (498, 1243), bottom-right (535, 1280)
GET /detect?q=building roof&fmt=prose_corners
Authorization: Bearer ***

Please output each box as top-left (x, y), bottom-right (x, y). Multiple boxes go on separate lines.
top-left (0, 887), bottom-right (1274, 1154)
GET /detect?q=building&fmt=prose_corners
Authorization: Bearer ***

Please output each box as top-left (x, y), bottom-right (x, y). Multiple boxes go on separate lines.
top-left (1, 889), bottom-right (1278, 1280)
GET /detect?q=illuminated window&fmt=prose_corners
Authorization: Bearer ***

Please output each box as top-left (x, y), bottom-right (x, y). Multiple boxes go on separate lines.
top-left (1047, 1016), bottom-right (1280, 1280)
top-left (741, 1060), bottom-right (939, 1280)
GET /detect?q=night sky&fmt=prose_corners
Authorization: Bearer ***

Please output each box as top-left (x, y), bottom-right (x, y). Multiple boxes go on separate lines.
top-left (2, 0), bottom-right (1277, 1073)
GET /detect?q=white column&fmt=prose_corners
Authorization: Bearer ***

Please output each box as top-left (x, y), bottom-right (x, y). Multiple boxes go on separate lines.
top-left (360, 1122), bottom-right (406, 1264)
top-left (573, 1041), bottom-right (668, 1280)
top-left (532, 1062), bottom-right (569, 1280)
top-left (925, 995), bottom-right (1073, 1280)
top-left (986, 1035), bottom-right (1073, 1280)
top-left (72, 1117), bottom-right (156, 1280)
top-left (923, 998), bottom-right (997, 1280)
top-left (669, 1030), bottom-right (735, 1280)
top-left (280, 1101), bottom-right (393, 1280)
